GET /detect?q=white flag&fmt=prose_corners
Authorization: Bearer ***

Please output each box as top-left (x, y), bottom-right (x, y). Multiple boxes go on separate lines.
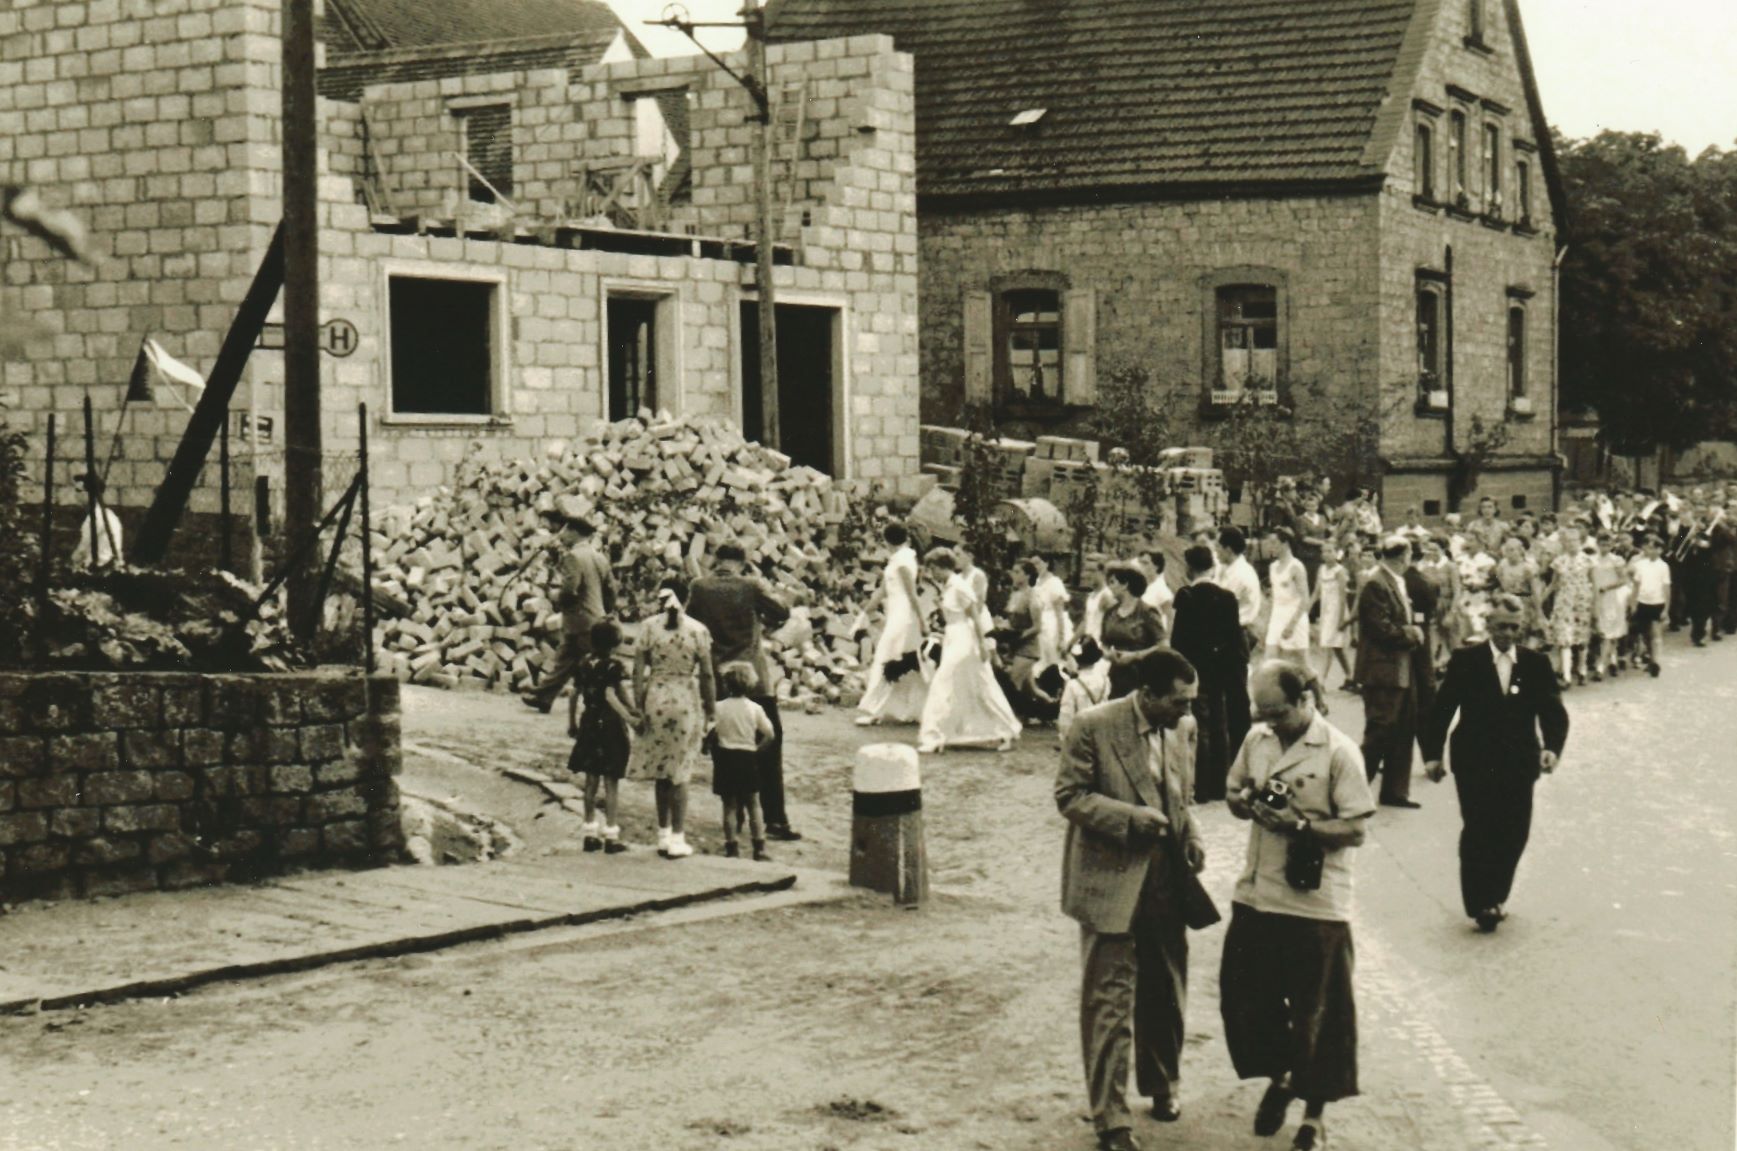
top-left (143, 338), bottom-right (206, 411)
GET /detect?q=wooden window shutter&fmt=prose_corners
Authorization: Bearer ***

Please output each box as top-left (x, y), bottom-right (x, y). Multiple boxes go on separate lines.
top-left (1064, 288), bottom-right (1097, 405)
top-left (963, 290), bottom-right (993, 406)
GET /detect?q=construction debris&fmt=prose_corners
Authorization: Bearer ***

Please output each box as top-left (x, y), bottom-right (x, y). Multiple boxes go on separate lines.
top-left (371, 412), bottom-right (892, 706)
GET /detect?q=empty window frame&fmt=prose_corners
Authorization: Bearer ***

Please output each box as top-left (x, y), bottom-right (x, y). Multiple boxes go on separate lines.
top-left (1003, 288), bottom-right (1063, 404)
top-left (453, 103), bottom-right (513, 203)
top-left (1515, 157), bottom-right (1533, 225)
top-left (388, 275), bottom-right (500, 416)
top-left (1467, 0), bottom-right (1487, 43)
top-left (1216, 285), bottom-right (1279, 394)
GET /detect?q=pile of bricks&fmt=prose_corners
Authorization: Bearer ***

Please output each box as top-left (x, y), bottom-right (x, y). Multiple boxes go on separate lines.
top-left (371, 413), bottom-right (885, 704)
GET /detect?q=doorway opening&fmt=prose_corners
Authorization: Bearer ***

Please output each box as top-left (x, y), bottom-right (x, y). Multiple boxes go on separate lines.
top-left (739, 301), bottom-right (841, 475)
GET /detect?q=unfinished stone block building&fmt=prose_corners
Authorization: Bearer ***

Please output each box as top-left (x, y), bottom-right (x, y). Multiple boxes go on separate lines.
top-left (0, 0), bottom-right (920, 567)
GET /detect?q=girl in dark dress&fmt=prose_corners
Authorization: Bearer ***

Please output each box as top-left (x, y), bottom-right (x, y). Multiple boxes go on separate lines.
top-left (569, 620), bottom-right (638, 853)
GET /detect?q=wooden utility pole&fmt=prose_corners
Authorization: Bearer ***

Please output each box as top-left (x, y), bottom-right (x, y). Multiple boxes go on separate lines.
top-left (283, 0), bottom-right (322, 637)
top-left (745, 2), bottom-right (780, 450)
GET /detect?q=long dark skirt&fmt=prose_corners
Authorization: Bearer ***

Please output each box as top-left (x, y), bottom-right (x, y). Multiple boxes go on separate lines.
top-left (1219, 904), bottom-right (1359, 1102)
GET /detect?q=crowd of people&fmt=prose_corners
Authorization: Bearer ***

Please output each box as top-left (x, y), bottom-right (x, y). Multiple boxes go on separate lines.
top-left (525, 516), bottom-right (802, 863)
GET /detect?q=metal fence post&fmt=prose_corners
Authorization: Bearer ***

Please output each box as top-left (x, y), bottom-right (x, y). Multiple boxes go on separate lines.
top-left (358, 402), bottom-right (375, 674)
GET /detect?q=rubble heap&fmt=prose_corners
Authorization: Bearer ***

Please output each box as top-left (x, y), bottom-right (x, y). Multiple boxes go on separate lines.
top-left (370, 413), bottom-right (888, 705)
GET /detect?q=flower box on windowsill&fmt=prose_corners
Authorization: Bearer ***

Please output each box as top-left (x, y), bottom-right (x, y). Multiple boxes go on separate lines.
top-left (1210, 388), bottom-right (1279, 406)
top-left (1508, 396), bottom-right (1535, 417)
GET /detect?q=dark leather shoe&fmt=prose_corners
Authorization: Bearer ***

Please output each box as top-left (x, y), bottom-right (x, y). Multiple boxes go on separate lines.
top-left (1151, 1097), bottom-right (1181, 1122)
top-left (1097, 1128), bottom-right (1140, 1151)
top-left (1291, 1119), bottom-right (1324, 1150)
top-left (764, 825), bottom-right (803, 842)
top-left (1254, 1081), bottom-right (1295, 1136)
top-left (1474, 909), bottom-right (1500, 933)
top-left (1380, 798), bottom-right (1422, 809)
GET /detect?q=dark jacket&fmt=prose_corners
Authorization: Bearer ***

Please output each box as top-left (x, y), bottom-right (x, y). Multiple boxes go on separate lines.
top-left (1420, 643), bottom-right (1569, 781)
top-left (686, 572), bottom-right (790, 693)
top-left (1353, 566), bottom-right (1417, 689)
top-left (1169, 580), bottom-right (1244, 688)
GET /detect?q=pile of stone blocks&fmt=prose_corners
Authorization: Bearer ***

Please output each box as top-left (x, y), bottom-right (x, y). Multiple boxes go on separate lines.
top-left (371, 412), bottom-right (885, 705)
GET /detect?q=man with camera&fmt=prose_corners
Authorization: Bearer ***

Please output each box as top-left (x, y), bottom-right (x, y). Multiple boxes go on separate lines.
top-left (1222, 661), bottom-right (1376, 1151)
top-left (1421, 596), bottom-right (1569, 933)
top-left (1056, 649), bottom-right (1213, 1151)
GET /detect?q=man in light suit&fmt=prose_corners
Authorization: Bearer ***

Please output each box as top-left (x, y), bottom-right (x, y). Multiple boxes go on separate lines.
top-left (1057, 649), bottom-right (1207, 1151)
top-left (1354, 535), bottom-right (1426, 808)
top-left (1423, 596), bottom-right (1569, 932)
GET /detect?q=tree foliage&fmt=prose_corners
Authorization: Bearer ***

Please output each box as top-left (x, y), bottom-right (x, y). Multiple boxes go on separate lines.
top-left (1556, 130), bottom-right (1737, 453)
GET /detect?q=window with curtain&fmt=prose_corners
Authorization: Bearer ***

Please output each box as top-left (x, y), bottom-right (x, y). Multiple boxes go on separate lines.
top-left (1216, 285), bottom-right (1279, 395)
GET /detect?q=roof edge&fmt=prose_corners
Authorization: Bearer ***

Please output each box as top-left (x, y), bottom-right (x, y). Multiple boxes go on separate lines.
top-left (917, 174), bottom-right (1390, 215)
top-left (326, 26), bottom-right (622, 68)
top-left (1503, 0), bottom-right (1568, 241)
top-left (1363, 0), bottom-right (1444, 173)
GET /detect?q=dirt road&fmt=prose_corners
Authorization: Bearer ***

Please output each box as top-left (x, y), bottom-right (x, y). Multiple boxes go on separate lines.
top-left (2, 647), bottom-right (1731, 1151)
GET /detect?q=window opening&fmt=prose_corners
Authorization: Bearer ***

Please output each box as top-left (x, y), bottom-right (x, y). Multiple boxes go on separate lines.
top-left (1004, 289), bottom-right (1062, 404)
top-left (389, 276), bottom-right (496, 416)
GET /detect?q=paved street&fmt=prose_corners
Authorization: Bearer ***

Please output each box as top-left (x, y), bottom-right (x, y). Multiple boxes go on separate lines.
top-left (0, 637), bottom-right (1731, 1151)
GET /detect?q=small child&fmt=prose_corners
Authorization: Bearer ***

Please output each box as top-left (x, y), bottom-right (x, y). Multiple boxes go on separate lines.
top-left (1629, 533), bottom-right (1671, 677)
top-left (710, 662), bottom-right (777, 861)
top-left (1057, 638), bottom-right (1111, 741)
top-left (570, 620), bottom-right (638, 853)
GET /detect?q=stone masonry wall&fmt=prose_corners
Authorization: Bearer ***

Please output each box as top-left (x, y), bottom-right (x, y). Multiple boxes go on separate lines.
top-left (918, 193), bottom-right (1383, 447)
top-left (1375, 0), bottom-right (1560, 514)
top-left (0, 671), bottom-right (402, 902)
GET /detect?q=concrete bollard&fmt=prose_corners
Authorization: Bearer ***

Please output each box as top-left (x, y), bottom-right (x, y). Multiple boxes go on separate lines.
top-left (849, 743), bottom-right (928, 907)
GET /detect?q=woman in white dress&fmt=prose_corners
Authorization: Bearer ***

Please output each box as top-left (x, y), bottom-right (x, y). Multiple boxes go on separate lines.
top-left (856, 523), bottom-right (929, 725)
top-left (1028, 553), bottom-right (1075, 676)
top-left (917, 549), bottom-right (1020, 754)
top-left (1263, 527), bottom-right (1311, 660)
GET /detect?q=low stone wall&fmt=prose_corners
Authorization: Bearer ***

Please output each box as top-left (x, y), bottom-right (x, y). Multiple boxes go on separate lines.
top-left (0, 671), bottom-right (403, 901)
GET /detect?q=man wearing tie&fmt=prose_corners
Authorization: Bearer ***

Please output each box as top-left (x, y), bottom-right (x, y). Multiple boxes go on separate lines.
top-left (1422, 596), bottom-right (1570, 933)
top-left (1056, 649), bottom-right (1207, 1151)
top-left (1354, 535), bottom-right (1426, 808)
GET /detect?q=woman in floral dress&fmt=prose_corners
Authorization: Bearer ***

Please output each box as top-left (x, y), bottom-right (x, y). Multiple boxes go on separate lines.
top-left (1546, 524), bottom-right (1596, 687)
top-left (628, 576), bottom-right (716, 860)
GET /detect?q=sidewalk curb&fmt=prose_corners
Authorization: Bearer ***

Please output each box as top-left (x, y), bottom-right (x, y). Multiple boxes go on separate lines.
top-left (0, 870), bottom-right (798, 1016)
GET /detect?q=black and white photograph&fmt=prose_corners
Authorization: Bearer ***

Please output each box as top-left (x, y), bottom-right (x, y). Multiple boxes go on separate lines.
top-left (0, 0), bottom-right (1732, 1148)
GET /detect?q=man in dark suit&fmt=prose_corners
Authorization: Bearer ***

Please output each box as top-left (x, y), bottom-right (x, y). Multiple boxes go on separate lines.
top-left (1403, 541), bottom-right (1441, 742)
top-left (687, 544), bottom-right (800, 840)
top-left (1355, 535), bottom-right (1426, 808)
top-left (1169, 544), bottom-right (1246, 802)
top-left (1056, 649), bottom-right (1207, 1151)
top-left (1422, 596), bottom-right (1570, 933)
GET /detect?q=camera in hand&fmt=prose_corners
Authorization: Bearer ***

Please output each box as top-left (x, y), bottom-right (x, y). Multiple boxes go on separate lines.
top-left (1253, 777), bottom-right (1292, 812)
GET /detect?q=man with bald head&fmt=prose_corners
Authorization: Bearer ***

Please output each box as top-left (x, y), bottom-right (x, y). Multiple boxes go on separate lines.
top-left (1422, 596), bottom-right (1569, 933)
top-left (1222, 660), bottom-right (1375, 1150)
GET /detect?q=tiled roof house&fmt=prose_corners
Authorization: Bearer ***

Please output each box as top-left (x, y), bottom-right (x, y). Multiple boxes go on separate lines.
top-left (769, 0), bottom-right (1568, 517)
